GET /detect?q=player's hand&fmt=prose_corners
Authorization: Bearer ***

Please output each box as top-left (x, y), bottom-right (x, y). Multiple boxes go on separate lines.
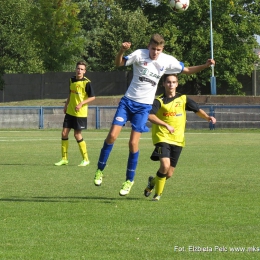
top-left (75, 103), bottom-right (82, 112)
top-left (166, 124), bottom-right (174, 134)
top-left (206, 59), bottom-right (215, 67)
top-left (208, 116), bottom-right (216, 124)
top-left (121, 42), bottom-right (131, 51)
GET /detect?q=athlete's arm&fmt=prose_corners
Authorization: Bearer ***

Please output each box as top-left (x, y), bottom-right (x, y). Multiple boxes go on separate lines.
top-left (196, 109), bottom-right (216, 124)
top-left (75, 83), bottom-right (96, 112)
top-left (148, 114), bottom-right (174, 134)
top-left (182, 59), bottom-right (215, 75)
top-left (149, 99), bottom-right (175, 133)
top-left (64, 96), bottom-right (70, 114)
top-left (115, 42), bottom-right (131, 67)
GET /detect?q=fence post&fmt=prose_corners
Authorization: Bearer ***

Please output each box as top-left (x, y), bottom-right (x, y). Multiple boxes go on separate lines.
top-left (39, 107), bottom-right (44, 129)
top-left (96, 107), bottom-right (100, 129)
top-left (209, 106), bottom-right (215, 130)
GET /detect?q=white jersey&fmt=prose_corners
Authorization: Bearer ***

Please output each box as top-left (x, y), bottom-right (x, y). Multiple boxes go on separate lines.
top-left (124, 49), bottom-right (184, 104)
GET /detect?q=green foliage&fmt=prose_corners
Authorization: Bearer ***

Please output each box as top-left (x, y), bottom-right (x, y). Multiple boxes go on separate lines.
top-left (0, 0), bottom-right (259, 93)
top-left (28, 0), bottom-right (85, 72)
top-left (78, 0), bottom-right (151, 71)
top-left (0, 0), bottom-right (43, 90)
top-left (115, 0), bottom-right (260, 94)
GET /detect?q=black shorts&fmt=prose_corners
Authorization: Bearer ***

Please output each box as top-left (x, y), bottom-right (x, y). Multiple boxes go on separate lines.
top-left (63, 114), bottom-right (87, 130)
top-left (150, 142), bottom-right (183, 167)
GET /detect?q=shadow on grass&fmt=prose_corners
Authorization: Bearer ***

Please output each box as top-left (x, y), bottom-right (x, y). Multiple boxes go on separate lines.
top-left (0, 196), bottom-right (143, 203)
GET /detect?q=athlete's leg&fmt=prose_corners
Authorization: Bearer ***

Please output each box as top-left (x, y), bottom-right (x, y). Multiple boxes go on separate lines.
top-left (125, 130), bottom-right (141, 181)
top-left (74, 130), bottom-right (89, 162)
top-left (153, 145), bottom-right (182, 199)
top-left (166, 166), bottom-right (175, 179)
top-left (94, 124), bottom-right (122, 186)
top-left (61, 127), bottom-right (70, 160)
top-left (96, 124), bottom-right (122, 171)
top-left (154, 157), bottom-right (170, 196)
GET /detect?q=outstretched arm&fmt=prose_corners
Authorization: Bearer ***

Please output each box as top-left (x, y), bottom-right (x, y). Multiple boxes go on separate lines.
top-left (115, 42), bottom-right (131, 67)
top-left (148, 114), bottom-right (174, 133)
top-left (182, 59), bottom-right (215, 75)
top-left (196, 109), bottom-right (216, 124)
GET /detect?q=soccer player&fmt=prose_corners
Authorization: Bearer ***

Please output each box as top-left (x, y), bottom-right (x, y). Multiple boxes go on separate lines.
top-left (94, 33), bottom-right (215, 196)
top-left (144, 74), bottom-right (216, 201)
top-left (55, 60), bottom-right (95, 166)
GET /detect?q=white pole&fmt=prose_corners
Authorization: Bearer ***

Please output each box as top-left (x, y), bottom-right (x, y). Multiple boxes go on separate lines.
top-left (210, 0), bottom-right (216, 95)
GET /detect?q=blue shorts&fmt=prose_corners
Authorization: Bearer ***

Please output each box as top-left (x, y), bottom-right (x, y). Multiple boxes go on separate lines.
top-left (112, 96), bottom-right (152, 133)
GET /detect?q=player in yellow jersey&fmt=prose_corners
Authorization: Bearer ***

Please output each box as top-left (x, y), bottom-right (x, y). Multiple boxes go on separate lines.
top-left (55, 61), bottom-right (95, 167)
top-left (144, 74), bottom-right (216, 201)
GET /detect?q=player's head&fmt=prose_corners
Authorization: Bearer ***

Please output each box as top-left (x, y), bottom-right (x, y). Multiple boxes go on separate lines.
top-left (162, 74), bottom-right (179, 93)
top-left (75, 60), bottom-right (87, 79)
top-left (149, 34), bottom-right (165, 46)
top-left (148, 34), bottom-right (164, 60)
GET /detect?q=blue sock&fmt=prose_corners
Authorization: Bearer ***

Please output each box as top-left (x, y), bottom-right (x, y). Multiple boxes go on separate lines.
top-left (97, 141), bottom-right (114, 171)
top-left (126, 151), bottom-right (139, 182)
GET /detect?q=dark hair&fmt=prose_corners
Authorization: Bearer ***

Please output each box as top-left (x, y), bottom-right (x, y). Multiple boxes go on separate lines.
top-left (149, 33), bottom-right (165, 46)
top-left (76, 60), bottom-right (87, 69)
top-left (163, 74), bottom-right (178, 83)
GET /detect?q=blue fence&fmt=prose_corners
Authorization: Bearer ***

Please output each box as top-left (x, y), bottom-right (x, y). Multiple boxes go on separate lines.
top-left (0, 105), bottom-right (260, 129)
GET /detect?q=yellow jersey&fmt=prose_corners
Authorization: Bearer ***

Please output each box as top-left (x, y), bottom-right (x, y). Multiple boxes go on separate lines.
top-left (151, 93), bottom-right (199, 147)
top-left (66, 76), bottom-right (94, 117)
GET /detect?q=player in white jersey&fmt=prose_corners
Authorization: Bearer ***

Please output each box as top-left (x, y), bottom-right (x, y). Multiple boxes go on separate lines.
top-left (93, 33), bottom-right (215, 196)
top-left (124, 49), bottom-right (183, 104)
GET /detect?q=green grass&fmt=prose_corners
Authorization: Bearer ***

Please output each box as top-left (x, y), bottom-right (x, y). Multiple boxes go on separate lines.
top-left (1, 129), bottom-right (260, 259)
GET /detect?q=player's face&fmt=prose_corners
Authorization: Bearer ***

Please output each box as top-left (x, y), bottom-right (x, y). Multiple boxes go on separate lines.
top-left (164, 75), bottom-right (178, 94)
top-left (76, 65), bottom-right (86, 79)
top-left (148, 43), bottom-right (164, 60)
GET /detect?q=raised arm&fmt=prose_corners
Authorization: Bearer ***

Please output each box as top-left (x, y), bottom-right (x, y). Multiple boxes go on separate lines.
top-left (115, 42), bottom-right (131, 67)
top-left (182, 59), bottom-right (215, 75)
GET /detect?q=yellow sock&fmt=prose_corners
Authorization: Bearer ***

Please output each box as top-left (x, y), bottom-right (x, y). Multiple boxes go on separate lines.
top-left (78, 139), bottom-right (89, 161)
top-left (61, 139), bottom-right (68, 160)
top-left (154, 174), bottom-right (166, 196)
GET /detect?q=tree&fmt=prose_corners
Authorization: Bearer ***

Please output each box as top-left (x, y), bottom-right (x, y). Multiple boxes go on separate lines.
top-left (77, 0), bottom-right (151, 71)
top-left (0, 0), bottom-right (43, 90)
top-left (113, 0), bottom-right (260, 94)
top-left (28, 0), bottom-right (85, 72)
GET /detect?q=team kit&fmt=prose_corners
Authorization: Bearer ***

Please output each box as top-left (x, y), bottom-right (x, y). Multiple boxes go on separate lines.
top-left (55, 34), bottom-right (216, 202)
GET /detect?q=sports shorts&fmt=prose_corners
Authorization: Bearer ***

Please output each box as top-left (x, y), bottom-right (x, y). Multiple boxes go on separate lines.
top-left (150, 142), bottom-right (183, 167)
top-left (63, 114), bottom-right (87, 130)
top-left (112, 96), bottom-right (152, 133)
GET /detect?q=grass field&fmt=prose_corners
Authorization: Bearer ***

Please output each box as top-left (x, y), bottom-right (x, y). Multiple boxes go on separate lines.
top-left (1, 129), bottom-right (260, 260)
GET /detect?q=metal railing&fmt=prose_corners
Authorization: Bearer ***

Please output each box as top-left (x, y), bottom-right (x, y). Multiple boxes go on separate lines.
top-left (0, 105), bottom-right (260, 129)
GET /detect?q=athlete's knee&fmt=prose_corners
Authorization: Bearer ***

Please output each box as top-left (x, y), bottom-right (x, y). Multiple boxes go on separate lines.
top-left (106, 133), bottom-right (117, 144)
top-left (166, 167), bottom-right (175, 179)
top-left (74, 132), bottom-right (82, 141)
top-left (159, 162), bottom-right (171, 174)
top-left (128, 139), bottom-right (139, 152)
top-left (61, 129), bottom-right (69, 139)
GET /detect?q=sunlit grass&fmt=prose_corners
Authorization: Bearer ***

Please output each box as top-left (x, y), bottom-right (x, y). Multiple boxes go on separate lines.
top-left (0, 130), bottom-right (259, 259)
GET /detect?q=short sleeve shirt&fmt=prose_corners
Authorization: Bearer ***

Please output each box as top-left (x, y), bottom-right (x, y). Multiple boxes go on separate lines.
top-left (123, 49), bottom-right (184, 104)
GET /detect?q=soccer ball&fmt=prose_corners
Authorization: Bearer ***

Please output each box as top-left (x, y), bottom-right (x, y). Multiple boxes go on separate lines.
top-left (169, 0), bottom-right (190, 12)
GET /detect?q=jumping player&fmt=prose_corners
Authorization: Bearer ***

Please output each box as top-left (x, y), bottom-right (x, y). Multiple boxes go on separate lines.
top-left (93, 33), bottom-right (215, 196)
